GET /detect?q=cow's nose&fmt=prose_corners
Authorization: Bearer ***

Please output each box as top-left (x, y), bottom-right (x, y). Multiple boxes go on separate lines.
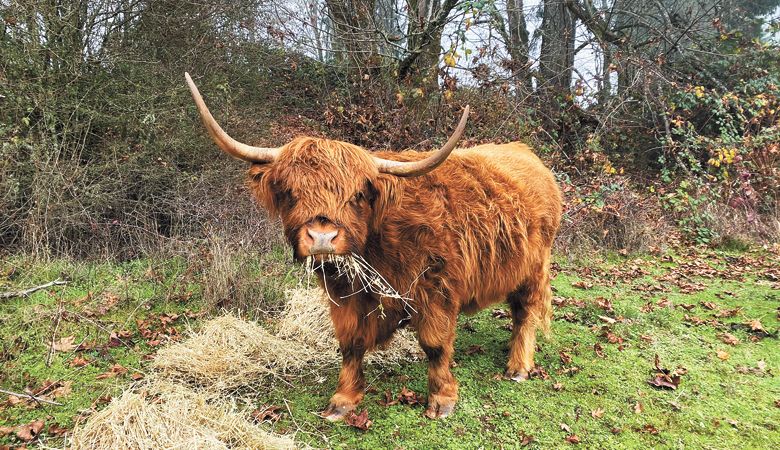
top-left (307, 228), bottom-right (338, 254)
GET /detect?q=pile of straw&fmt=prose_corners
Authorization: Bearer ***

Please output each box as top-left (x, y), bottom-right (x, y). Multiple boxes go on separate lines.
top-left (153, 314), bottom-right (315, 391)
top-left (69, 286), bottom-right (421, 448)
top-left (70, 380), bottom-right (294, 449)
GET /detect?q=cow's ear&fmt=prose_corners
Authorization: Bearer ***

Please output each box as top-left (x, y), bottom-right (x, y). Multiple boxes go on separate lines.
top-left (247, 164), bottom-right (279, 216)
top-left (369, 175), bottom-right (402, 231)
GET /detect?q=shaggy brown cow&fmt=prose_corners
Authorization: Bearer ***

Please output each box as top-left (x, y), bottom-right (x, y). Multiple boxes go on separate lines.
top-left (186, 73), bottom-right (562, 420)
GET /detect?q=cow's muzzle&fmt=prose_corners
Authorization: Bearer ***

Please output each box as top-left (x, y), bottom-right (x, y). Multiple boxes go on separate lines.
top-left (307, 228), bottom-right (338, 254)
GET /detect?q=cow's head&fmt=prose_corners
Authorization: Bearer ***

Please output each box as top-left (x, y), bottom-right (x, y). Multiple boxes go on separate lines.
top-left (185, 73), bottom-right (468, 261)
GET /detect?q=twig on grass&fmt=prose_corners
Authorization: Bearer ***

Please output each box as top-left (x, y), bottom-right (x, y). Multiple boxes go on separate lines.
top-left (0, 280), bottom-right (68, 299)
top-left (0, 388), bottom-right (63, 406)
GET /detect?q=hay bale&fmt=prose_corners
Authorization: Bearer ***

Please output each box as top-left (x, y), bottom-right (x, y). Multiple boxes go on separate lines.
top-left (276, 288), bottom-right (423, 366)
top-left (153, 314), bottom-right (315, 391)
top-left (69, 380), bottom-right (294, 450)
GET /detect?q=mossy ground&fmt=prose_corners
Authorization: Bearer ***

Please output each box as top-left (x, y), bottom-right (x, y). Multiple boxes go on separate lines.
top-left (1, 246), bottom-right (778, 449)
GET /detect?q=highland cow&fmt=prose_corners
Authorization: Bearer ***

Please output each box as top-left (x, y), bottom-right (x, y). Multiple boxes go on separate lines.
top-left (186, 73), bottom-right (562, 420)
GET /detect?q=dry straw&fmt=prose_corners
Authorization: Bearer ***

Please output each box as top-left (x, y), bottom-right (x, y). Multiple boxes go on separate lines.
top-left (69, 380), bottom-right (294, 449)
top-left (69, 285), bottom-right (421, 448)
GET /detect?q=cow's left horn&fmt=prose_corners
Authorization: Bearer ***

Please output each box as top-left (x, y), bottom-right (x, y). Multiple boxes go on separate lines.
top-left (374, 105), bottom-right (469, 177)
top-left (185, 72), bottom-right (280, 163)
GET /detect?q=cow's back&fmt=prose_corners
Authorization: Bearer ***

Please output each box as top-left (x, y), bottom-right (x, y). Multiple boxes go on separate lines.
top-left (376, 142), bottom-right (560, 310)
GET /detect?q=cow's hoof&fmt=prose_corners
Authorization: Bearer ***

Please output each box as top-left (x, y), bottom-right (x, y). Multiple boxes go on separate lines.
top-left (424, 399), bottom-right (455, 419)
top-left (503, 369), bottom-right (530, 382)
top-left (320, 403), bottom-right (354, 422)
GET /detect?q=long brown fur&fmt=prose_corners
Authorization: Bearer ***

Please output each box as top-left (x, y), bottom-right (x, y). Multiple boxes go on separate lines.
top-left (247, 137), bottom-right (562, 419)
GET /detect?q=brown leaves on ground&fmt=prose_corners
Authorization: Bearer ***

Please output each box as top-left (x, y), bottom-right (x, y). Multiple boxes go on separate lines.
top-left (51, 335), bottom-right (76, 353)
top-left (571, 280), bottom-right (593, 290)
top-left (465, 345), bottom-right (485, 355)
top-left (397, 387), bottom-right (423, 406)
top-left (716, 350), bottom-right (730, 361)
top-left (96, 364), bottom-right (128, 380)
top-left (591, 407), bottom-right (605, 419)
top-left (251, 405), bottom-right (283, 424)
top-left (15, 419), bottom-right (45, 442)
top-left (69, 356), bottom-right (90, 367)
top-left (718, 333), bottom-right (740, 346)
top-left (565, 434), bottom-right (581, 444)
top-left (647, 354), bottom-right (685, 390)
top-left (344, 409), bottom-right (372, 431)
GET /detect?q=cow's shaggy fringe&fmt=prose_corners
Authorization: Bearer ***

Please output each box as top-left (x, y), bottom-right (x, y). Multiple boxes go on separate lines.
top-left (69, 380), bottom-right (294, 450)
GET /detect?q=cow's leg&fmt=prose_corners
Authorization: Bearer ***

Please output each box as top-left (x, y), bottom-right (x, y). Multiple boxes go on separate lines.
top-left (418, 308), bottom-right (458, 419)
top-left (322, 338), bottom-right (366, 421)
top-left (505, 272), bottom-right (551, 381)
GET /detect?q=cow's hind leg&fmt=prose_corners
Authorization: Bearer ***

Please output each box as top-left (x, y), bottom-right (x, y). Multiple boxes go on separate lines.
top-left (418, 307), bottom-right (458, 419)
top-left (505, 263), bottom-right (552, 381)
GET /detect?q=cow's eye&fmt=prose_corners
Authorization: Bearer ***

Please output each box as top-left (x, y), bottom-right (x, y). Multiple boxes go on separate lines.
top-left (350, 191), bottom-right (365, 205)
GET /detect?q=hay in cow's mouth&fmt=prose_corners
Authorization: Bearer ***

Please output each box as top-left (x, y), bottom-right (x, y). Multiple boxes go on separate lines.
top-left (304, 253), bottom-right (418, 320)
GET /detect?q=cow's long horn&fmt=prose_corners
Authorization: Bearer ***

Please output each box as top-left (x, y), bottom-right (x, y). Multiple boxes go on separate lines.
top-left (185, 72), bottom-right (280, 163)
top-left (373, 105), bottom-right (469, 177)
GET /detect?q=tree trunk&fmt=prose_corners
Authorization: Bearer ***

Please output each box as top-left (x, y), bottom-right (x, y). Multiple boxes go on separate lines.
top-left (505, 0), bottom-right (532, 94)
top-left (539, 0), bottom-right (575, 97)
top-left (325, 0), bottom-right (379, 75)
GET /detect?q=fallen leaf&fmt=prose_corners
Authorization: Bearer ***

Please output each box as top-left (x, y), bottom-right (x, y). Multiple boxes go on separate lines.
top-left (251, 405), bottom-right (282, 423)
top-left (398, 387), bottom-right (422, 406)
top-left (50, 381), bottom-right (72, 399)
top-left (648, 354), bottom-right (683, 390)
top-left (465, 345), bottom-right (484, 355)
top-left (52, 336), bottom-right (76, 353)
top-left (746, 319), bottom-right (764, 331)
top-left (591, 407), bottom-right (605, 419)
top-left (378, 390), bottom-right (398, 407)
top-left (719, 333), bottom-right (740, 346)
top-left (48, 423), bottom-right (70, 437)
top-left (96, 364), bottom-right (128, 380)
top-left (559, 351), bottom-right (572, 365)
top-left (593, 343), bottom-right (606, 358)
top-left (69, 356), bottom-right (90, 367)
top-left (552, 382), bottom-right (564, 391)
top-left (491, 309), bottom-right (510, 319)
top-left (701, 301), bottom-right (717, 310)
top-left (559, 423), bottom-right (572, 433)
top-left (131, 373), bottom-right (144, 381)
top-left (598, 315), bottom-right (616, 324)
top-left (572, 280), bottom-right (593, 289)
top-left (715, 308), bottom-right (741, 318)
top-left (716, 350), bottom-right (730, 361)
top-left (16, 419), bottom-right (44, 442)
top-left (344, 409), bottom-right (372, 431)
top-left (641, 424), bottom-right (659, 434)
top-left (633, 402), bottom-right (644, 414)
top-left (519, 431), bottom-right (535, 446)
top-left (565, 434), bottom-right (581, 444)
top-left (529, 365), bottom-right (550, 380)
top-left (0, 426), bottom-right (14, 437)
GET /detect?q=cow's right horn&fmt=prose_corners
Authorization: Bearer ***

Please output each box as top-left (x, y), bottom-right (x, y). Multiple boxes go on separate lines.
top-left (185, 72), bottom-right (280, 163)
top-left (373, 105), bottom-right (469, 177)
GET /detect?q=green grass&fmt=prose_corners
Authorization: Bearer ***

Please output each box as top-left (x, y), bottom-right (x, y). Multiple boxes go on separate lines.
top-left (1, 247), bottom-right (779, 448)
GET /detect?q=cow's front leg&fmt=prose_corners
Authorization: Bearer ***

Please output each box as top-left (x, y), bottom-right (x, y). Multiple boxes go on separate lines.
top-left (418, 309), bottom-right (458, 419)
top-left (322, 338), bottom-right (366, 421)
